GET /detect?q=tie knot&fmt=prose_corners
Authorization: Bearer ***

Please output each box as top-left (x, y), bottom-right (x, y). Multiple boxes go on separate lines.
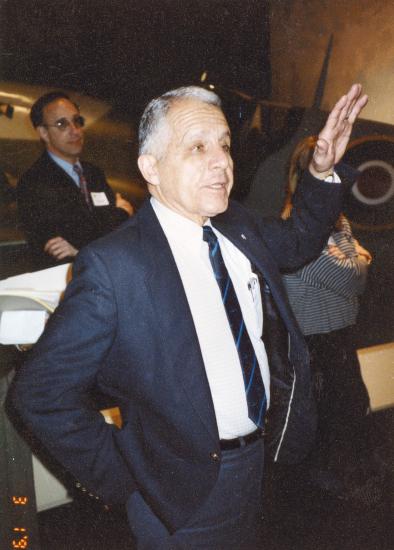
top-left (73, 164), bottom-right (83, 176)
top-left (203, 226), bottom-right (218, 247)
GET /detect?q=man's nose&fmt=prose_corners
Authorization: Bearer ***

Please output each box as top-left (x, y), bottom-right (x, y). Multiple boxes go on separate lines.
top-left (68, 120), bottom-right (83, 133)
top-left (210, 145), bottom-right (230, 169)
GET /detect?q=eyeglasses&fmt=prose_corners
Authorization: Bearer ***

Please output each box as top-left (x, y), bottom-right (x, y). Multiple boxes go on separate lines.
top-left (43, 115), bottom-right (85, 131)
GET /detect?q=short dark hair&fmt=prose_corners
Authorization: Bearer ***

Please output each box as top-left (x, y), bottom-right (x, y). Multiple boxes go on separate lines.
top-left (30, 91), bottom-right (79, 128)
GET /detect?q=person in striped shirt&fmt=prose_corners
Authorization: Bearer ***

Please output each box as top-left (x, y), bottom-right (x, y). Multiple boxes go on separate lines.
top-left (281, 136), bottom-right (372, 498)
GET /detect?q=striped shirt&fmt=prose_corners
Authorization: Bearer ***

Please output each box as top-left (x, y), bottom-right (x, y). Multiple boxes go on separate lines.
top-left (282, 217), bottom-right (369, 335)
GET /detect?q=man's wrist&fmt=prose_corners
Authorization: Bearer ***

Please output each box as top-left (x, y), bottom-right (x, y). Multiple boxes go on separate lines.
top-left (308, 165), bottom-right (334, 181)
top-left (308, 167), bottom-right (341, 184)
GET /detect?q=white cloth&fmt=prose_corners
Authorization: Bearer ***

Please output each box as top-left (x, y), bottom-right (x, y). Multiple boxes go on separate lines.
top-left (151, 198), bottom-right (270, 439)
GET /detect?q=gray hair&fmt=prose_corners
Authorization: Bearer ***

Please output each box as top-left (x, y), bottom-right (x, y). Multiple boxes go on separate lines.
top-left (138, 86), bottom-right (222, 157)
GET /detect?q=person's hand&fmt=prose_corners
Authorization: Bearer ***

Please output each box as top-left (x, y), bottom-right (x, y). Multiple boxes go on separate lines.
top-left (327, 244), bottom-right (346, 260)
top-left (44, 237), bottom-right (78, 260)
top-left (354, 240), bottom-right (372, 264)
top-left (116, 193), bottom-right (134, 216)
top-left (309, 83), bottom-right (368, 179)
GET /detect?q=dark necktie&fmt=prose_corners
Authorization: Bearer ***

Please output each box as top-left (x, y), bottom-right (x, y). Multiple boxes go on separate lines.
top-left (73, 164), bottom-right (92, 209)
top-left (203, 226), bottom-right (266, 428)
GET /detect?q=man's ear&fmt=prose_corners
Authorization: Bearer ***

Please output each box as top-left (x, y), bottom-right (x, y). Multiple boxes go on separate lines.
top-left (36, 125), bottom-right (49, 146)
top-left (137, 154), bottom-right (160, 186)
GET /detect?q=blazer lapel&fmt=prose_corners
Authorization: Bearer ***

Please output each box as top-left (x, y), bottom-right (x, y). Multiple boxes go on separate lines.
top-left (44, 153), bottom-right (93, 214)
top-left (137, 202), bottom-right (219, 442)
top-left (212, 213), bottom-right (297, 334)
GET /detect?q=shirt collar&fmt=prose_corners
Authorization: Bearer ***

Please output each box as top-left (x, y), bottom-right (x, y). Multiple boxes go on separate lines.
top-left (150, 197), bottom-right (206, 249)
top-left (48, 151), bottom-right (81, 184)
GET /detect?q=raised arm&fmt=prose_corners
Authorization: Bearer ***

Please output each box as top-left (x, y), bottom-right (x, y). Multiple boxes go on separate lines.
top-left (309, 83), bottom-right (368, 179)
top-left (254, 86), bottom-right (368, 270)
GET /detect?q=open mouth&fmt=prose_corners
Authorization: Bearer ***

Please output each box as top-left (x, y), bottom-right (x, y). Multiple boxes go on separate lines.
top-left (206, 181), bottom-right (228, 190)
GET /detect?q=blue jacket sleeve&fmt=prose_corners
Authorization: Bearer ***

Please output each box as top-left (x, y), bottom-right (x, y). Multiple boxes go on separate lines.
top-left (254, 170), bottom-right (345, 271)
top-left (9, 247), bottom-right (137, 505)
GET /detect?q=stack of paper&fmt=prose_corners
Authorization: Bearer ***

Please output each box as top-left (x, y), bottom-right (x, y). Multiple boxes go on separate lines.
top-left (0, 263), bottom-right (71, 344)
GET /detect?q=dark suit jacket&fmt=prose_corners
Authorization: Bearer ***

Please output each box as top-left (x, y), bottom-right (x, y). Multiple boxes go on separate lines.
top-left (17, 151), bottom-right (129, 267)
top-left (10, 172), bottom-right (343, 533)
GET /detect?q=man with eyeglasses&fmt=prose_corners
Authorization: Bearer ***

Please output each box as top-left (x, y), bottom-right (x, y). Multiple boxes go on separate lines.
top-left (17, 91), bottom-right (134, 267)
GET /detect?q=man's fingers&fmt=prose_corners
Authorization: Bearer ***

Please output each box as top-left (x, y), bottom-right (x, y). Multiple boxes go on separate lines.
top-left (336, 85), bottom-right (368, 128)
top-left (44, 237), bottom-right (62, 252)
top-left (321, 94), bottom-right (348, 132)
top-left (312, 138), bottom-right (333, 165)
top-left (339, 90), bottom-right (362, 125)
top-left (44, 237), bottom-right (77, 259)
top-left (53, 250), bottom-right (68, 260)
top-left (346, 93), bottom-right (368, 124)
top-left (47, 244), bottom-right (65, 257)
top-left (45, 239), bottom-right (63, 253)
top-left (314, 138), bottom-right (329, 154)
top-left (323, 83), bottom-right (365, 132)
top-left (313, 84), bottom-right (368, 171)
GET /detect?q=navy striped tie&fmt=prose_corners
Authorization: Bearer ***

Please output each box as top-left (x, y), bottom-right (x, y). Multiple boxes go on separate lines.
top-left (203, 226), bottom-right (266, 428)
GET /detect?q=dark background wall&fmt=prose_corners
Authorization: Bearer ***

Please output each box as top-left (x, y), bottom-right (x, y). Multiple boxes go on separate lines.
top-left (269, 0), bottom-right (394, 125)
top-left (0, 0), bottom-right (271, 117)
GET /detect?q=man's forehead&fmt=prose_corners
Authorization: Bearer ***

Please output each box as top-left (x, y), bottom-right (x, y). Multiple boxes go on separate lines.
top-left (44, 98), bottom-right (79, 118)
top-left (167, 98), bottom-right (229, 137)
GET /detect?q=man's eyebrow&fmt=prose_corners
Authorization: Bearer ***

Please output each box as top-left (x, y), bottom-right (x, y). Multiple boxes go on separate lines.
top-left (181, 128), bottom-right (231, 142)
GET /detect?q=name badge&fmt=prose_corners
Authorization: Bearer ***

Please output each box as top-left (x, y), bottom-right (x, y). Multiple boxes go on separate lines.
top-left (90, 192), bottom-right (109, 206)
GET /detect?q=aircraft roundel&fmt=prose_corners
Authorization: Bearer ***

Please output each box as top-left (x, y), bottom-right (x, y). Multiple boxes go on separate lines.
top-left (343, 135), bottom-right (394, 231)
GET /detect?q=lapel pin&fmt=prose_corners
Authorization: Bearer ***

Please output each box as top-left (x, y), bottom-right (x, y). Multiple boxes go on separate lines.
top-left (241, 234), bottom-right (247, 240)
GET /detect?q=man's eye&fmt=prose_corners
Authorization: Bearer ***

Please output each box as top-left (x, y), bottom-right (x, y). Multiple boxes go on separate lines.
top-left (222, 144), bottom-right (231, 152)
top-left (55, 119), bottom-right (68, 129)
top-left (192, 143), bottom-right (204, 152)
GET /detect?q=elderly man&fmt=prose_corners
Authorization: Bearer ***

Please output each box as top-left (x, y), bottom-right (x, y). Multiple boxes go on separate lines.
top-left (10, 84), bottom-right (367, 548)
top-left (17, 91), bottom-right (133, 267)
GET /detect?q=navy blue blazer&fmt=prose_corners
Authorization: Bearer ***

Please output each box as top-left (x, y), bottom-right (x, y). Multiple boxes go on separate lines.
top-left (10, 171), bottom-right (343, 532)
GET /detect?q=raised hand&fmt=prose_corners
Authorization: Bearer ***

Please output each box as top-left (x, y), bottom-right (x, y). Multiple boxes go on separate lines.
top-left (309, 83), bottom-right (368, 179)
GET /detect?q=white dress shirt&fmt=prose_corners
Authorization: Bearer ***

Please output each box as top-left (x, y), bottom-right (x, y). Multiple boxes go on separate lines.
top-left (151, 197), bottom-right (270, 439)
